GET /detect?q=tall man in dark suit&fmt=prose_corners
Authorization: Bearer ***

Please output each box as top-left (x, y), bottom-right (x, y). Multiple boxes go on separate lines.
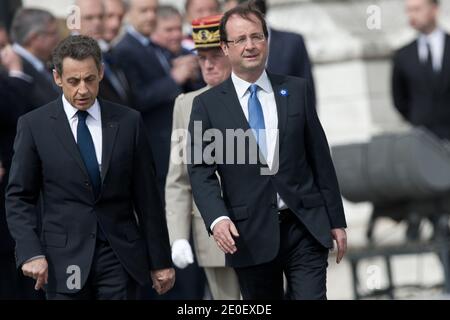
top-left (5, 35), bottom-right (175, 300)
top-left (74, 0), bottom-right (132, 107)
top-left (114, 0), bottom-right (198, 196)
top-left (10, 8), bottom-right (60, 111)
top-left (188, 5), bottom-right (347, 300)
top-left (392, 0), bottom-right (450, 140)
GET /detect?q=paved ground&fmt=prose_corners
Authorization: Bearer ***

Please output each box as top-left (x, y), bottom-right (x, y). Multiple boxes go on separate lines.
top-left (327, 201), bottom-right (449, 300)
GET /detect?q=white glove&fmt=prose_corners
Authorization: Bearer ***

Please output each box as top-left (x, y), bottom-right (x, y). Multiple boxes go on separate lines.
top-left (171, 239), bottom-right (194, 269)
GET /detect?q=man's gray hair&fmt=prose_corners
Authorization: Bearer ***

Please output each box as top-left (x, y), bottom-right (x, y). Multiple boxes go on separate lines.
top-left (10, 8), bottom-right (55, 45)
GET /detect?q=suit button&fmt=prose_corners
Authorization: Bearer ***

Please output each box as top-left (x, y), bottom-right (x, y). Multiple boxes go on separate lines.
top-left (271, 203), bottom-right (277, 208)
top-left (90, 233), bottom-right (96, 239)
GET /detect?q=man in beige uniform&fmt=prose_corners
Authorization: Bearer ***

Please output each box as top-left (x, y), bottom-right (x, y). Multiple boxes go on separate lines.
top-left (165, 15), bottom-right (240, 300)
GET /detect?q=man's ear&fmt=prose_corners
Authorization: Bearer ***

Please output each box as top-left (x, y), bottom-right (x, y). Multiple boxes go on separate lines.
top-left (52, 69), bottom-right (63, 87)
top-left (220, 42), bottom-right (229, 56)
top-left (99, 63), bottom-right (104, 81)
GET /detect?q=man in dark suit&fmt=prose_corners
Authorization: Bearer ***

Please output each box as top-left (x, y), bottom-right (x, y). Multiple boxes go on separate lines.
top-left (235, 0), bottom-right (316, 107)
top-left (392, 0), bottom-right (450, 140)
top-left (114, 0), bottom-right (198, 196)
top-left (10, 8), bottom-right (60, 111)
top-left (188, 5), bottom-right (347, 300)
top-left (5, 35), bottom-right (175, 300)
top-left (0, 46), bottom-right (36, 300)
top-left (74, 0), bottom-right (132, 107)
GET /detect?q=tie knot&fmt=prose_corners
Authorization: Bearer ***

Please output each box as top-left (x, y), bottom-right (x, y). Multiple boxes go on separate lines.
top-left (249, 84), bottom-right (259, 95)
top-left (77, 110), bottom-right (89, 121)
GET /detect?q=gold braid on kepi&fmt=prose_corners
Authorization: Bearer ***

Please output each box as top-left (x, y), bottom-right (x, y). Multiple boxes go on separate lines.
top-left (191, 14), bottom-right (223, 49)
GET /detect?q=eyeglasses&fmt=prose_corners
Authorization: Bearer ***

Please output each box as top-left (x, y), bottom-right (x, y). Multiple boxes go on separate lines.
top-left (225, 33), bottom-right (265, 47)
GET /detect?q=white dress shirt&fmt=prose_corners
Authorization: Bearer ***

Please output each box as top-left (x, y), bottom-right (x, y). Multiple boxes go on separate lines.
top-left (418, 28), bottom-right (445, 72)
top-left (62, 95), bottom-right (103, 168)
top-left (210, 71), bottom-right (287, 231)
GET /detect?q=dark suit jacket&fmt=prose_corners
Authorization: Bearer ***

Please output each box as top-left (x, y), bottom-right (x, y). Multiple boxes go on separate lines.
top-left (267, 28), bottom-right (316, 108)
top-left (99, 51), bottom-right (132, 106)
top-left (0, 74), bottom-right (32, 254)
top-left (20, 57), bottom-right (60, 111)
top-left (113, 33), bottom-right (184, 194)
top-left (188, 73), bottom-right (346, 268)
top-left (392, 34), bottom-right (450, 140)
top-left (5, 98), bottom-right (172, 293)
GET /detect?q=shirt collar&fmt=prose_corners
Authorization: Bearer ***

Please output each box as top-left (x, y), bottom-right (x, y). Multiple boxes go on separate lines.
top-left (12, 43), bottom-right (45, 72)
top-left (62, 95), bottom-right (101, 121)
top-left (419, 27), bottom-right (445, 46)
top-left (126, 25), bottom-right (151, 47)
top-left (231, 70), bottom-right (272, 99)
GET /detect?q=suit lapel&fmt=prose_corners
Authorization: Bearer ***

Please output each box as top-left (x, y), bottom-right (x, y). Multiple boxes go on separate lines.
top-left (438, 34), bottom-right (450, 93)
top-left (220, 78), bottom-right (251, 131)
top-left (268, 73), bottom-right (288, 150)
top-left (99, 99), bottom-right (119, 183)
top-left (51, 98), bottom-right (90, 179)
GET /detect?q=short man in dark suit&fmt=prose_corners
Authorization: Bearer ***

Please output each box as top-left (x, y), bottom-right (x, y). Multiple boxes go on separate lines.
top-left (392, 0), bottom-right (450, 140)
top-left (188, 5), bottom-right (347, 300)
top-left (5, 35), bottom-right (175, 300)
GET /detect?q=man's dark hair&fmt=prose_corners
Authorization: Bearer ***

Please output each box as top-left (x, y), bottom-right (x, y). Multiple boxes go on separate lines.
top-left (52, 35), bottom-right (102, 75)
top-left (220, 1), bottom-right (268, 44)
top-left (237, 0), bottom-right (267, 15)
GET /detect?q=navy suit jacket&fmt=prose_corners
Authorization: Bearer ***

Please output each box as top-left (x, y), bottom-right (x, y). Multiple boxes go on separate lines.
top-left (188, 73), bottom-right (346, 268)
top-left (20, 57), bottom-right (60, 111)
top-left (0, 74), bottom-right (32, 254)
top-left (113, 33), bottom-right (184, 194)
top-left (5, 98), bottom-right (172, 293)
top-left (392, 34), bottom-right (450, 140)
top-left (267, 28), bottom-right (316, 108)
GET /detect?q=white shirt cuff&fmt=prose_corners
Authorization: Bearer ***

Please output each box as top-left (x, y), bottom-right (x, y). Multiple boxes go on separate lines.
top-left (210, 216), bottom-right (231, 232)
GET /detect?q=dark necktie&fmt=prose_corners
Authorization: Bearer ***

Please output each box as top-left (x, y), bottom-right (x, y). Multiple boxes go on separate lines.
top-left (426, 41), bottom-right (435, 74)
top-left (76, 111), bottom-right (101, 198)
top-left (248, 84), bottom-right (267, 158)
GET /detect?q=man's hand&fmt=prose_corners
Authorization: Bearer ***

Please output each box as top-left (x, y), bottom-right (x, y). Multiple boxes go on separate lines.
top-left (331, 228), bottom-right (347, 264)
top-left (213, 219), bottom-right (239, 254)
top-left (171, 239), bottom-right (194, 269)
top-left (21, 257), bottom-right (48, 290)
top-left (150, 268), bottom-right (175, 295)
top-left (0, 45), bottom-right (23, 72)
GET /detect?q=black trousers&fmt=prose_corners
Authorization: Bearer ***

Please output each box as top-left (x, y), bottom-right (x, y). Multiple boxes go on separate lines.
top-left (46, 239), bottom-right (137, 300)
top-left (234, 209), bottom-right (329, 300)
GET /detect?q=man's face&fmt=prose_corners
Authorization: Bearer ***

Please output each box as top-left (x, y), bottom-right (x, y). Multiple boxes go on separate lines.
top-left (186, 0), bottom-right (219, 23)
top-left (406, 0), bottom-right (438, 34)
top-left (128, 0), bottom-right (158, 37)
top-left (197, 48), bottom-right (231, 87)
top-left (152, 15), bottom-right (183, 54)
top-left (104, 0), bottom-right (125, 42)
top-left (34, 21), bottom-right (60, 61)
top-left (77, 0), bottom-right (105, 40)
top-left (53, 57), bottom-right (104, 111)
top-left (220, 14), bottom-right (268, 79)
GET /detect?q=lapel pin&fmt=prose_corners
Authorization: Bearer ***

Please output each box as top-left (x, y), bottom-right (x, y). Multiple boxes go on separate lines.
top-left (279, 89), bottom-right (288, 97)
